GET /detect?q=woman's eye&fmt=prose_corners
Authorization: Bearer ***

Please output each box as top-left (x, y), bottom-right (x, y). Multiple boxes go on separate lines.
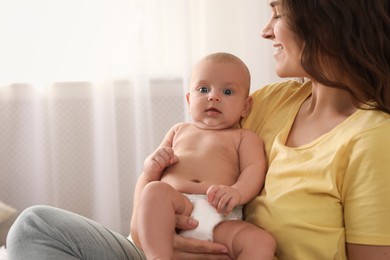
top-left (273, 13), bottom-right (282, 19)
top-left (198, 87), bottom-right (208, 93)
top-left (223, 89), bottom-right (233, 95)
top-left (271, 8), bottom-right (283, 19)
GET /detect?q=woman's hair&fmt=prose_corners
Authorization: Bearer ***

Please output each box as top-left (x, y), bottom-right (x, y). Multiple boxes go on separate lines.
top-left (282, 0), bottom-right (390, 114)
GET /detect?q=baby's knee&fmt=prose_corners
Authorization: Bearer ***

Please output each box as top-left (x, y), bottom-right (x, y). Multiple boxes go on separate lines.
top-left (245, 226), bottom-right (276, 249)
top-left (141, 181), bottom-right (175, 201)
top-left (236, 225), bottom-right (276, 257)
top-left (217, 221), bottom-right (276, 259)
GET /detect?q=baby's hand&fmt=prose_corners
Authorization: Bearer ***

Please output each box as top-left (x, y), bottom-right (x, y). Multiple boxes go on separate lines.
top-left (206, 185), bottom-right (241, 215)
top-left (143, 147), bottom-right (178, 181)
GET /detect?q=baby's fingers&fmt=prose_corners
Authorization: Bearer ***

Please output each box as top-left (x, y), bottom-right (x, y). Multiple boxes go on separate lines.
top-left (218, 195), bottom-right (239, 215)
top-left (160, 147), bottom-right (179, 164)
top-left (153, 147), bottom-right (175, 166)
top-left (207, 186), bottom-right (229, 213)
top-left (206, 185), bottom-right (220, 204)
top-left (215, 194), bottom-right (233, 214)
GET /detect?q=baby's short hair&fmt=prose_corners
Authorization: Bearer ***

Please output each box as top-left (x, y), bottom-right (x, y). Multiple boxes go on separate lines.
top-left (202, 52), bottom-right (251, 91)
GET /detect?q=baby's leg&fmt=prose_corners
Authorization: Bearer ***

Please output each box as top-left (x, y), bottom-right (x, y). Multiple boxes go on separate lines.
top-left (138, 181), bottom-right (193, 260)
top-left (213, 220), bottom-right (276, 260)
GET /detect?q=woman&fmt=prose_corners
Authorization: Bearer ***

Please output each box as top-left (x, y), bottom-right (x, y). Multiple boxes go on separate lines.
top-left (241, 0), bottom-right (390, 258)
top-left (174, 0), bottom-right (390, 259)
top-left (7, 0), bottom-right (390, 259)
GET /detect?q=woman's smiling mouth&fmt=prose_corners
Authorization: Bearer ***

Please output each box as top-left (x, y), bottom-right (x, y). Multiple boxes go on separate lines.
top-left (273, 44), bottom-right (284, 55)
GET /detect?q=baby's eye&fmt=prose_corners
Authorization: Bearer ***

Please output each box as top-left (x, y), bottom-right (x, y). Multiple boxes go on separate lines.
top-left (223, 89), bottom-right (233, 95)
top-left (198, 87), bottom-right (209, 93)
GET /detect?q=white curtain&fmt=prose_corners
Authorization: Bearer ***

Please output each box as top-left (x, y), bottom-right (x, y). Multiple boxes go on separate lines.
top-left (0, 0), bottom-right (279, 235)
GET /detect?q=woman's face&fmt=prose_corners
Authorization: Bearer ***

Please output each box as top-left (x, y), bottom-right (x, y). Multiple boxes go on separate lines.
top-left (262, 0), bottom-right (307, 78)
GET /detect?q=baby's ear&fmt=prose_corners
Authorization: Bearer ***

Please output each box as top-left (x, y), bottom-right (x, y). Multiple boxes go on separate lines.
top-left (185, 93), bottom-right (190, 106)
top-left (241, 96), bottom-right (253, 117)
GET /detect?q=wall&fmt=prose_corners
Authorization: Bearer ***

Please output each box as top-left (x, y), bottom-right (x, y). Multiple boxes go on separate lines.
top-left (188, 0), bottom-right (281, 91)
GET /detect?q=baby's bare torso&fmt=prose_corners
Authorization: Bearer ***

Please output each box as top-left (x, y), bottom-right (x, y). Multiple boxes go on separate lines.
top-left (161, 123), bottom-right (243, 194)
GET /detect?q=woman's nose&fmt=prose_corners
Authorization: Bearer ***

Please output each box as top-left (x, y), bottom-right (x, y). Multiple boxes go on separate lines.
top-left (261, 30), bottom-right (273, 39)
top-left (261, 21), bottom-right (274, 39)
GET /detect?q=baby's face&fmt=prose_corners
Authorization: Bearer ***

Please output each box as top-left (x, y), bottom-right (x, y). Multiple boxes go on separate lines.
top-left (186, 59), bottom-right (252, 130)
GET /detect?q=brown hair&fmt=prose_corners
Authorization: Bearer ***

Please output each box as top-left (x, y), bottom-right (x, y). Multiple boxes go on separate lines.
top-left (282, 0), bottom-right (390, 114)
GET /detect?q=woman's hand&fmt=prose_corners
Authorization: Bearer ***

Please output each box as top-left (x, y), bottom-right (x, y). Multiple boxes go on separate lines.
top-left (173, 214), bottom-right (232, 259)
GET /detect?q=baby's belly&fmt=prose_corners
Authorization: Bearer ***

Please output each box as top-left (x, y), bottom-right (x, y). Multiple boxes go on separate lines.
top-left (161, 175), bottom-right (210, 194)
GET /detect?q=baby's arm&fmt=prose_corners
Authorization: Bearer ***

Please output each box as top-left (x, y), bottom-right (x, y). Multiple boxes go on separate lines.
top-left (142, 124), bottom-right (180, 181)
top-left (130, 124), bottom-right (180, 246)
top-left (207, 129), bottom-right (266, 214)
top-left (143, 146), bottom-right (178, 181)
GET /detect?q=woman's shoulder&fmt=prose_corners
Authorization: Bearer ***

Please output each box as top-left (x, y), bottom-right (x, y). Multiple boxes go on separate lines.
top-left (251, 79), bottom-right (307, 99)
top-left (352, 109), bottom-right (390, 139)
top-left (247, 80), bottom-right (310, 116)
top-left (339, 109), bottom-right (390, 156)
top-left (250, 80), bottom-right (311, 110)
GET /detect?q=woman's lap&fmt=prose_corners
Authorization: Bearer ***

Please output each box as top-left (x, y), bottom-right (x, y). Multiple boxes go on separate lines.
top-left (6, 205), bottom-right (145, 260)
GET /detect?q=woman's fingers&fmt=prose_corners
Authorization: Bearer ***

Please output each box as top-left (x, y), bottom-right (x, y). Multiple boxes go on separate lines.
top-left (174, 252), bottom-right (232, 260)
top-left (175, 214), bottom-right (198, 230)
top-left (173, 235), bottom-right (231, 259)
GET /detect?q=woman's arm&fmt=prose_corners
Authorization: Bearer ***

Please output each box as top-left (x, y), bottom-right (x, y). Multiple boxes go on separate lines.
top-left (347, 243), bottom-right (390, 260)
top-left (172, 215), bottom-right (231, 260)
top-left (344, 127), bottom-right (390, 258)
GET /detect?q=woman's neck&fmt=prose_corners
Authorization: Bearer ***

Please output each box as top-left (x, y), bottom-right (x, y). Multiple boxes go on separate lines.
top-left (285, 81), bottom-right (358, 147)
top-left (306, 81), bottom-right (357, 117)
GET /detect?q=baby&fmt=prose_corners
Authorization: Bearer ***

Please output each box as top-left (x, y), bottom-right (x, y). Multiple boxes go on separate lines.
top-left (130, 52), bottom-right (276, 259)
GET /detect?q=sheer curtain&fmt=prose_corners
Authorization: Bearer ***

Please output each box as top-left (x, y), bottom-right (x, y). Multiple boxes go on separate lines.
top-left (0, 0), bottom-right (279, 235)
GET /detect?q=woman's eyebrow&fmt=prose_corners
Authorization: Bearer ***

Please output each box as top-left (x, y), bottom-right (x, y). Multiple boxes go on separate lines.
top-left (269, 1), bottom-right (280, 7)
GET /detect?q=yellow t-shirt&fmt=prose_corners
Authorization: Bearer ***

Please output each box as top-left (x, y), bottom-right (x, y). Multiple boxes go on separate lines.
top-left (242, 80), bottom-right (390, 260)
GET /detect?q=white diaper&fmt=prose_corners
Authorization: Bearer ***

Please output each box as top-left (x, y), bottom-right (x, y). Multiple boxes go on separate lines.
top-left (180, 194), bottom-right (243, 241)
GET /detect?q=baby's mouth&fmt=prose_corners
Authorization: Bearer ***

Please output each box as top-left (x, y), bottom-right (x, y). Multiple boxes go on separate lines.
top-left (205, 107), bottom-right (221, 114)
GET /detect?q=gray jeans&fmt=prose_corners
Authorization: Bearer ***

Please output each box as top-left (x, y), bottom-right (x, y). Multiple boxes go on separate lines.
top-left (6, 205), bottom-right (146, 260)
